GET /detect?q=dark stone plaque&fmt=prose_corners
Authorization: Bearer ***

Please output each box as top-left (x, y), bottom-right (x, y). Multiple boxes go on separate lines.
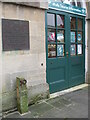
top-left (2, 19), bottom-right (30, 51)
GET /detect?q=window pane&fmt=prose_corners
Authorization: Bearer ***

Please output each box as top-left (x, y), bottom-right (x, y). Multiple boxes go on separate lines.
top-left (78, 44), bottom-right (82, 55)
top-left (57, 45), bottom-right (64, 57)
top-left (57, 30), bottom-right (64, 43)
top-left (70, 17), bottom-right (76, 29)
top-left (77, 32), bottom-right (82, 43)
top-left (71, 31), bottom-right (76, 43)
top-left (77, 2), bottom-right (82, 8)
top-left (78, 19), bottom-right (83, 30)
top-left (47, 13), bottom-right (55, 27)
top-left (48, 44), bottom-right (56, 58)
top-left (70, 0), bottom-right (76, 6)
top-left (71, 44), bottom-right (76, 56)
top-left (48, 29), bottom-right (55, 42)
top-left (57, 15), bottom-right (64, 28)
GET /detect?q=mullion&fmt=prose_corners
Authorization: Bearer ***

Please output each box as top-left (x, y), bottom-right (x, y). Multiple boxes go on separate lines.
top-left (56, 13), bottom-right (58, 58)
top-left (76, 17), bottom-right (78, 55)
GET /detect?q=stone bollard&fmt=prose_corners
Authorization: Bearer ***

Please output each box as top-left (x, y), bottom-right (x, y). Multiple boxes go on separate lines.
top-left (16, 77), bottom-right (28, 114)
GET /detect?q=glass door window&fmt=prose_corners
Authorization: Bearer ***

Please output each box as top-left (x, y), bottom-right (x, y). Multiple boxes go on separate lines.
top-left (70, 17), bottom-right (83, 56)
top-left (70, 17), bottom-right (76, 56)
top-left (47, 13), bottom-right (65, 58)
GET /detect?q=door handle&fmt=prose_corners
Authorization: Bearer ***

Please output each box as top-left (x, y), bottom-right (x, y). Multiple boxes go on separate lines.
top-left (66, 52), bottom-right (69, 56)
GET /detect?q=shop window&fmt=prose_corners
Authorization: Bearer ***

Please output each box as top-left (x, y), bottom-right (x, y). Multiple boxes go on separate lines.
top-left (71, 31), bottom-right (76, 43)
top-left (47, 13), bottom-right (65, 58)
top-left (47, 13), bottom-right (55, 27)
top-left (57, 44), bottom-right (65, 57)
top-left (48, 29), bottom-right (56, 42)
top-left (78, 44), bottom-right (82, 55)
top-left (57, 15), bottom-right (64, 28)
top-left (70, 17), bottom-right (76, 29)
top-left (77, 2), bottom-right (82, 8)
top-left (2, 19), bottom-right (29, 51)
top-left (77, 32), bottom-right (82, 43)
top-left (57, 30), bottom-right (64, 43)
top-left (48, 44), bottom-right (56, 58)
top-left (71, 44), bottom-right (76, 56)
top-left (78, 18), bottom-right (83, 30)
top-left (70, 17), bottom-right (83, 56)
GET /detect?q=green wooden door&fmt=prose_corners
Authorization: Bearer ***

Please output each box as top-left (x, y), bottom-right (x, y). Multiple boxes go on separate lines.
top-left (46, 10), bottom-right (85, 93)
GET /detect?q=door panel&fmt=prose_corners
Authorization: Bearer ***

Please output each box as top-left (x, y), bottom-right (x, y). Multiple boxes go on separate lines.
top-left (69, 15), bottom-right (85, 87)
top-left (46, 10), bottom-right (85, 93)
top-left (47, 58), bottom-right (68, 93)
top-left (69, 56), bottom-right (84, 87)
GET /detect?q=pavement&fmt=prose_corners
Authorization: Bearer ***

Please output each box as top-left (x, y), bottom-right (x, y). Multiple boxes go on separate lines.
top-left (3, 85), bottom-right (89, 118)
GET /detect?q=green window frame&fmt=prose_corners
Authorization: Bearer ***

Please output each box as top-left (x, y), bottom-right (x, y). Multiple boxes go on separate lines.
top-left (70, 16), bottom-right (83, 56)
top-left (47, 12), bottom-right (66, 58)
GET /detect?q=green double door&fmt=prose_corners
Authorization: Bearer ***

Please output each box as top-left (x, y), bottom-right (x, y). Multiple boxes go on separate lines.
top-left (46, 10), bottom-right (85, 93)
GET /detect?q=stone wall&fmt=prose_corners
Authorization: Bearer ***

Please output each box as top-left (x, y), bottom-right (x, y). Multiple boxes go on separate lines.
top-left (0, 2), bottom-right (49, 112)
top-left (0, 2), bottom-right (2, 116)
top-left (0, 0), bottom-right (48, 9)
top-left (86, 2), bottom-right (90, 83)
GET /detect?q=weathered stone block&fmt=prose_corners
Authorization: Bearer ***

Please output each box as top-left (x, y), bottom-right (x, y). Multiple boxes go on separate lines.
top-left (17, 96), bottom-right (28, 114)
top-left (16, 77), bottom-right (28, 114)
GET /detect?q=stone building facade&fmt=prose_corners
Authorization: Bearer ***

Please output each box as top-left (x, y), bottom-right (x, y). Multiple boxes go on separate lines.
top-left (0, 2), bottom-right (49, 112)
top-left (86, 2), bottom-right (90, 84)
top-left (0, 0), bottom-right (90, 114)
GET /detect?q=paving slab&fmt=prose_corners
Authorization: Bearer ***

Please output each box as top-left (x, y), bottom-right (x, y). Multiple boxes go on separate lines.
top-left (3, 85), bottom-right (88, 118)
top-left (28, 102), bottom-right (53, 118)
top-left (40, 108), bottom-right (67, 118)
top-left (46, 97), bottom-right (72, 109)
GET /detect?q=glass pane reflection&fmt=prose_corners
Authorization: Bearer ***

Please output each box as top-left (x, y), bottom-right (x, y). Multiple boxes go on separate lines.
top-left (57, 45), bottom-right (64, 57)
top-left (71, 44), bottom-right (76, 56)
top-left (57, 30), bottom-right (64, 43)
top-left (77, 32), bottom-right (82, 43)
top-left (70, 17), bottom-right (76, 29)
top-left (57, 15), bottom-right (64, 28)
top-left (78, 44), bottom-right (82, 55)
top-left (71, 31), bottom-right (76, 43)
top-left (48, 44), bottom-right (56, 58)
top-left (48, 29), bottom-right (55, 42)
top-left (78, 19), bottom-right (82, 30)
top-left (47, 13), bottom-right (55, 27)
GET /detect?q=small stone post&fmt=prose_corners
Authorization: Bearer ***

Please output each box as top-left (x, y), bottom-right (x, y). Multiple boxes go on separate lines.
top-left (16, 77), bottom-right (28, 114)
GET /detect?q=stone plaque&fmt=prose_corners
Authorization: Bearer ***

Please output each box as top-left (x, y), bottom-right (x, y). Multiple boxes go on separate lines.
top-left (2, 19), bottom-right (30, 51)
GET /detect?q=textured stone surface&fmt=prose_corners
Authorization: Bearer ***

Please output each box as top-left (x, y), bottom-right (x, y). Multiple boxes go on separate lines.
top-left (86, 18), bottom-right (90, 83)
top-left (16, 77), bottom-right (28, 114)
top-left (0, 2), bottom-right (48, 112)
top-left (0, 1), bottom-right (48, 9)
top-left (4, 86), bottom-right (88, 118)
top-left (2, 83), bottom-right (49, 112)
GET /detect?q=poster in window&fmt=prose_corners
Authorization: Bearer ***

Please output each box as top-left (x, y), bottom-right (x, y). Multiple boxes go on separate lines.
top-left (71, 45), bottom-right (76, 55)
top-left (48, 32), bottom-right (55, 42)
top-left (48, 44), bottom-right (56, 57)
top-left (78, 44), bottom-right (82, 54)
top-left (57, 45), bottom-right (64, 56)
top-left (71, 32), bottom-right (75, 43)
top-left (78, 33), bottom-right (82, 42)
top-left (57, 31), bottom-right (64, 43)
